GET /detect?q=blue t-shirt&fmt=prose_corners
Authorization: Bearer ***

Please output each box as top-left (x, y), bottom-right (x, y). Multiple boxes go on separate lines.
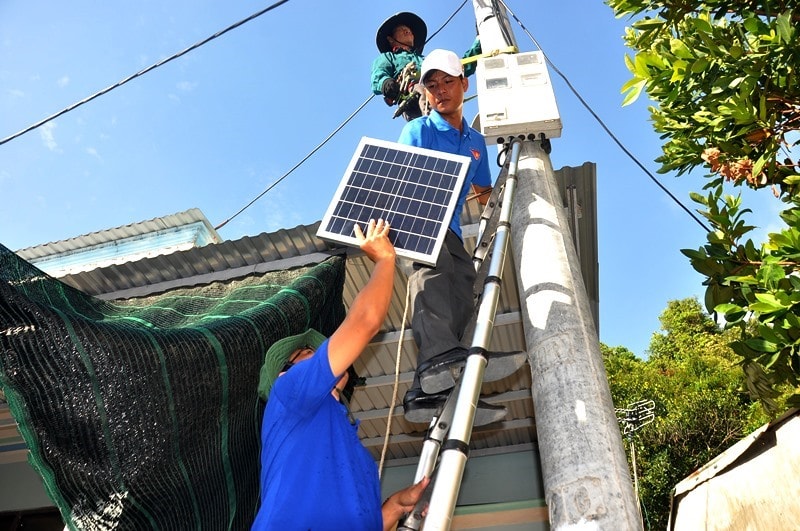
top-left (252, 340), bottom-right (381, 530)
top-left (398, 110), bottom-right (491, 240)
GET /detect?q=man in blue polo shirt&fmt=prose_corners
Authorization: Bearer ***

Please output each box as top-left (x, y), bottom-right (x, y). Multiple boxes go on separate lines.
top-left (397, 49), bottom-right (525, 424)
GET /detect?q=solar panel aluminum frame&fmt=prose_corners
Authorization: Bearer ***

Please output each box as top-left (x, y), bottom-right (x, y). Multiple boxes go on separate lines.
top-left (317, 137), bottom-right (471, 266)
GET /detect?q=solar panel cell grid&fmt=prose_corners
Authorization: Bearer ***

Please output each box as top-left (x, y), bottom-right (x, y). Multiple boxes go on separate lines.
top-left (318, 137), bottom-right (470, 266)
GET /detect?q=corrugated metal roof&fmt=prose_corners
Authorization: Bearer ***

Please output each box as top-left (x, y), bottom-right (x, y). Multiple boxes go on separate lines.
top-left (2, 164), bottom-right (598, 468)
top-left (16, 208), bottom-right (222, 261)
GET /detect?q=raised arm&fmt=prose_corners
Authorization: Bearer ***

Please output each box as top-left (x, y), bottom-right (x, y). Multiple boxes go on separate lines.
top-left (327, 219), bottom-right (396, 377)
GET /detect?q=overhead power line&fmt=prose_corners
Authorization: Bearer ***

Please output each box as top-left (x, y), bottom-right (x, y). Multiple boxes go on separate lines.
top-left (215, 1), bottom-right (472, 229)
top-left (498, 0), bottom-right (711, 233)
top-left (214, 94), bottom-right (375, 231)
top-left (0, 0), bottom-right (291, 147)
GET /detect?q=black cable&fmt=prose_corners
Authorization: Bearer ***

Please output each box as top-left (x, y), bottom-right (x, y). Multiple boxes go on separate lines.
top-left (498, 0), bottom-right (711, 233)
top-left (426, 0), bottom-right (470, 44)
top-left (0, 0), bottom-right (291, 147)
top-left (216, 2), bottom-right (471, 229)
top-left (214, 94), bottom-right (375, 230)
top-left (491, 0), bottom-right (516, 48)
top-left (497, 143), bottom-right (510, 168)
top-left (3, 0), bottom-right (470, 230)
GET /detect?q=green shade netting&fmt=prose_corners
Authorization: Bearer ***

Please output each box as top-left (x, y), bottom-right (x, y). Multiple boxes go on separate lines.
top-left (0, 243), bottom-right (346, 530)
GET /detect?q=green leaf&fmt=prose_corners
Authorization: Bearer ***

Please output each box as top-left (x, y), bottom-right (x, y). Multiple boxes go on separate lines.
top-left (730, 340), bottom-right (757, 359)
top-left (752, 155), bottom-right (767, 183)
top-left (715, 303), bottom-right (746, 323)
top-left (764, 351), bottom-right (783, 368)
top-left (670, 38), bottom-right (694, 59)
top-left (753, 292), bottom-right (787, 310)
top-left (632, 18), bottom-right (665, 31)
top-left (692, 16), bottom-right (713, 34)
top-left (670, 60), bottom-right (688, 83)
top-left (689, 191), bottom-right (707, 205)
top-left (776, 12), bottom-right (794, 44)
top-left (681, 248), bottom-right (707, 260)
top-left (757, 263), bottom-right (787, 289)
top-left (621, 79), bottom-right (646, 106)
top-left (691, 57), bottom-right (710, 74)
top-left (785, 312), bottom-right (800, 329)
top-left (743, 17), bottom-right (762, 34)
top-left (728, 275), bottom-right (759, 285)
top-left (750, 302), bottom-right (782, 314)
top-left (786, 393), bottom-right (800, 408)
top-left (745, 338), bottom-right (779, 353)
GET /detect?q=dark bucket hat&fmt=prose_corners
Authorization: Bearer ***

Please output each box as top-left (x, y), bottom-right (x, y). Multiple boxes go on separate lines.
top-left (376, 12), bottom-right (427, 54)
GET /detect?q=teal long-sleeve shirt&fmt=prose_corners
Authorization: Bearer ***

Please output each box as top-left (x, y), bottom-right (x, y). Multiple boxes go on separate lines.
top-left (370, 37), bottom-right (482, 95)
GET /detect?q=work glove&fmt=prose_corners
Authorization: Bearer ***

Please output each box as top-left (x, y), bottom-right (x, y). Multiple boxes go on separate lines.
top-left (382, 78), bottom-right (401, 103)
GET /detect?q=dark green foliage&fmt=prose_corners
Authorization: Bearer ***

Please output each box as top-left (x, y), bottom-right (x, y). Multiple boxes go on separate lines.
top-left (605, 0), bottom-right (800, 409)
top-left (603, 298), bottom-right (767, 530)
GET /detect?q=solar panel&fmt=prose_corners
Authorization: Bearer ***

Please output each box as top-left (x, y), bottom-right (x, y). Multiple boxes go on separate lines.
top-left (317, 137), bottom-right (470, 266)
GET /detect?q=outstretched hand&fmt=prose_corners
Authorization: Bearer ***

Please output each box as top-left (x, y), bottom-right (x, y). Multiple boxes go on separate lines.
top-left (354, 218), bottom-right (395, 264)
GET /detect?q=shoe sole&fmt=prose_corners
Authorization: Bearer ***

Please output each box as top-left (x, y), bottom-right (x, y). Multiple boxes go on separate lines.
top-left (420, 351), bottom-right (527, 394)
top-left (404, 405), bottom-right (507, 427)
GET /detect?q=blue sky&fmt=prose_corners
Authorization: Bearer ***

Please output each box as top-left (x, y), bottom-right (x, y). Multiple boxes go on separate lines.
top-left (0, 0), bottom-right (783, 357)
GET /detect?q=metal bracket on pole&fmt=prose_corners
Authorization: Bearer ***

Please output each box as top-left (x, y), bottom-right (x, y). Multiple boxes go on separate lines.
top-left (397, 139), bottom-right (524, 531)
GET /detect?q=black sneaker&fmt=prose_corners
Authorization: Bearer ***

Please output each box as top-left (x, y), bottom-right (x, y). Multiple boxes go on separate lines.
top-left (418, 347), bottom-right (527, 394)
top-left (402, 388), bottom-right (506, 426)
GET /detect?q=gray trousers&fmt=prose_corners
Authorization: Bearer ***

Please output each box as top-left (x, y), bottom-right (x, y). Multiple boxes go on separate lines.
top-left (406, 230), bottom-right (476, 392)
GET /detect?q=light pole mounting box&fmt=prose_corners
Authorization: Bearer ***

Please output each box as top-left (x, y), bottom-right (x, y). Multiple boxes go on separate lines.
top-left (475, 51), bottom-right (562, 143)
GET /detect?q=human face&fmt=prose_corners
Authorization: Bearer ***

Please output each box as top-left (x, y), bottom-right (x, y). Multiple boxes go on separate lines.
top-left (389, 24), bottom-right (414, 49)
top-left (423, 71), bottom-right (467, 125)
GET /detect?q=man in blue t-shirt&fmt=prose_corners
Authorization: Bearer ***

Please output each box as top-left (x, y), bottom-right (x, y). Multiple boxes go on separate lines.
top-left (252, 219), bottom-right (428, 530)
top-left (397, 49), bottom-right (526, 425)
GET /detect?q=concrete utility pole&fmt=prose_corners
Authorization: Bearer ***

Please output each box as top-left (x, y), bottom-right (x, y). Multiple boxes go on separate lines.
top-left (511, 143), bottom-right (641, 530)
top-left (471, 1), bottom-right (642, 529)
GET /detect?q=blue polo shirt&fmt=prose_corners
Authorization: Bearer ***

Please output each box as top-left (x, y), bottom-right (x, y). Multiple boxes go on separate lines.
top-left (252, 340), bottom-right (381, 530)
top-left (398, 110), bottom-right (491, 240)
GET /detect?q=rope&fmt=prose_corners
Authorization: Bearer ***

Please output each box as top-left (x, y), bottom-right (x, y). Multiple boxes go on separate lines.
top-left (378, 278), bottom-right (412, 478)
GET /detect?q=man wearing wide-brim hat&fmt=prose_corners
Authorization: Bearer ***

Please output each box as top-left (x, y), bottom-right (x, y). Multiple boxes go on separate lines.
top-left (251, 219), bottom-right (429, 530)
top-left (370, 11), bottom-right (482, 121)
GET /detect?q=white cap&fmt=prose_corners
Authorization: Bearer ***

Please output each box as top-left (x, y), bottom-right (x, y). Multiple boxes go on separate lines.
top-left (420, 49), bottom-right (463, 82)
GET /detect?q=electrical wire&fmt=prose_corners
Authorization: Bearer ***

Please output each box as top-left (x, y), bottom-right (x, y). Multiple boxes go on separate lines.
top-left (426, 0), bottom-right (470, 44)
top-left (2, 0), bottom-right (711, 236)
top-left (214, 93), bottom-right (374, 230)
top-left (497, 0), bottom-right (711, 233)
top-left (0, 0), bottom-right (291, 148)
top-left (1, 0), bottom-right (469, 229)
top-left (216, 2), bottom-right (471, 229)
top-left (491, 0), bottom-right (516, 48)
